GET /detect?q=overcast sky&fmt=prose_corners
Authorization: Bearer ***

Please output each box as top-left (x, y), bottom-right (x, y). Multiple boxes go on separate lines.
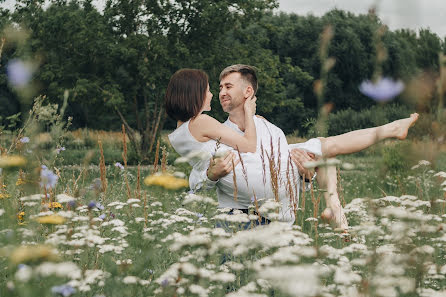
top-left (2, 0), bottom-right (445, 38)
top-left (278, 0), bottom-right (446, 38)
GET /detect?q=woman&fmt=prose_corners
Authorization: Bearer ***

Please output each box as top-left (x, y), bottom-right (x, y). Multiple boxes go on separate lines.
top-left (166, 68), bottom-right (418, 230)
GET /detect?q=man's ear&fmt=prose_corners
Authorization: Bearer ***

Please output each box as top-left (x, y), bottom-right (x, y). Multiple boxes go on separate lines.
top-left (243, 85), bottom-right (254, 99)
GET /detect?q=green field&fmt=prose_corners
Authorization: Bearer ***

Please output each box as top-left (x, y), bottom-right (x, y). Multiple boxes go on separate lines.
top-left (1, 138), bottom-right (445, 297)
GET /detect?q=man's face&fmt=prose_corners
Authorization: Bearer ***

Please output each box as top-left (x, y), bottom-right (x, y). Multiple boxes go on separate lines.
top-left (219, 72), bottom-right (248, 113)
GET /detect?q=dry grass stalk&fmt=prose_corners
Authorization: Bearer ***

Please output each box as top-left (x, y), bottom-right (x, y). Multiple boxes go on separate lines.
top-left (300, 178), bottom-right (307, 229)
top-left (98, 140), bottom-right (107, 195)
top-left (252, 191), bottom-right (261, 224)
top-left (136, 164), bottom-right (141, 199)
top-left (232, 158), bottom-right (238, 202)
top-left (122, 124), bottom-right (128, 168)
top-left (149, 108), bottom-right (163, 152)
top-left (235, 146), bottom-right (249, 187)
top-left (152, 139), bottom-right (160, 174)
top-left (337, 167), bottom-right (346, 207)
top-left (260, 142), bottom-right (267, 186)
top-left (285, 155), bottom-right (300, 223)
top-left (144, 191), bottom-right (148, 228)
top-left (267, 137), bottom-right (279, 202)
top-left (310, 182), bottom-right (321, 239)
top-left (161, 146), bottom-right (168, 173)
top-left (0, 37), bottom-right (5, 60)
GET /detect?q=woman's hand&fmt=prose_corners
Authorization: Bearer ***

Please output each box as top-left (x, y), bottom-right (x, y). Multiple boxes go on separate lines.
top-left (244, 95), bottom-right (257, 116)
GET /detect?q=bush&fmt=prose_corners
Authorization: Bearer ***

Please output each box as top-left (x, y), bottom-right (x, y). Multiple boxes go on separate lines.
top-left (325, 104), bottom-right (413, 136)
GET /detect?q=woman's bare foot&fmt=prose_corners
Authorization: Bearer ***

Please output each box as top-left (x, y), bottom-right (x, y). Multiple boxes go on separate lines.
top-left (394, 113), bottom-right (419, 140)
top-left (321, 207), bottom-right (349, 232)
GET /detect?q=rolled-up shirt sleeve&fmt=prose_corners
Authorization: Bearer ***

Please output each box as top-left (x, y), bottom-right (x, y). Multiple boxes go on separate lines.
top-left (189, 159), bottom-right (218, 192)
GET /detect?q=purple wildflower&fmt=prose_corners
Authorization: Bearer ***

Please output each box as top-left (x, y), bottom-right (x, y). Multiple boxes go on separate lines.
top-left (56, 147), bottom-right (66, 154)
top-left (88, 201), bottom-right (104, 210)
top-left (99, 214), bottom-right (106, 220)
top-left (359, 77), bottom-right (405, 102)
top-left (114, 162), bottom-right (124, 170)
top-left (161, 279), bottom-right (169, 287)
top-left (6, 59), bottom-right (33, 88)
top-left (40, 166), bottom-right (58, 190)
top-left (51, 284), bottom-right (76, 297)
top-left (20, 137), bottom-right (30, 143)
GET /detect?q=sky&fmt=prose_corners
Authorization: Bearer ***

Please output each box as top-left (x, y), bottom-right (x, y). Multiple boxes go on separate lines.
top-left (278, 0), bottom-right (446, 38)
top-left (2, 0), bottom-right (445, 38)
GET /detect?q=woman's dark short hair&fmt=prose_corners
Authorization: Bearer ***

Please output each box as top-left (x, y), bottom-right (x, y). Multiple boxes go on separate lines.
top-left (165, 69), bottom-right (208, 122)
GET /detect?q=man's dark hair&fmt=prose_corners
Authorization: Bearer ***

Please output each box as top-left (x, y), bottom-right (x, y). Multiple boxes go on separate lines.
top-left (219, 64), bottom-right (258, 94)
top-left (165, 69), bottom-right (209, 122)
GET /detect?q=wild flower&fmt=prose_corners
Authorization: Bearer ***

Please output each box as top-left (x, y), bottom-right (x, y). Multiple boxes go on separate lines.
top-left (0, 193), bottom-right (10, 199)
top-left (10, 245), bottom-right (59, 264)
top-left (46, 202), bottom-right (63, 209)
top-left (359, 77), bottom-right (405, 102)
top-left (0, 155), bottom-right (27, 168)
top-left (40, 166), bottom-right (58, 189)
top-left (88, 201), bottom-right (104, 210)
top-left (35, 214), bottom-right (66, 225)
top-left (144, 173), bottom-right (188, 190)
top-left (55, 147), bottom-right (66, 154)
top-left (114, 162), bottom-right (124, 170)
top-left (17, 211), bottom-right (25, 221)
top-left (16, 177), bottom-right (26, 186)
top-left (56, 194), bottom-right (76, 203)
top-left (20, 137), bottom-right (30, 143)
top-left (0, 209), bottom-right (4, 216)
top-left (51, 284), bottom-right (76, 297)
top-left (6, 59), bottom-right (33, 88)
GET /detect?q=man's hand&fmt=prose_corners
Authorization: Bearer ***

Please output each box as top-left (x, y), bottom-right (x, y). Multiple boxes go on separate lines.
top-left (207, 151), bottom-right (240, 181)
top-left (290, 148), bottom-right (316, 180)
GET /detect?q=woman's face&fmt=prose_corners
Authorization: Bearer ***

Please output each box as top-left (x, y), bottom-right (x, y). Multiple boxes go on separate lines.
top-left (202, 83), bottom-right (213, 112)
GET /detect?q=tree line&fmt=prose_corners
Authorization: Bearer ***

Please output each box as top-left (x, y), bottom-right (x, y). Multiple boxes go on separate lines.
top-left (0, 0), bottom-right (444, 160)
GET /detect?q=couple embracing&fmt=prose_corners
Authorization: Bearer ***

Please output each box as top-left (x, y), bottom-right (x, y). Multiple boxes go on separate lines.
top-left (166, 64), bottom-right (419, 232)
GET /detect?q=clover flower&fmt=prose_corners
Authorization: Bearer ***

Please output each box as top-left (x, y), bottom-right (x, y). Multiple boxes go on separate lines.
top-left (40, 166), bottom-right (58, 189)
top-left (6, 59), bottom-right (33, 88)
top-left (51, 284), bottom-right (76, 297)
top-left (359, 77), bottom-right (404, 102)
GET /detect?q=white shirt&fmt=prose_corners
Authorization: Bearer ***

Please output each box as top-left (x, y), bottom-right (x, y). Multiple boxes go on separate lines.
top-left (188, 116), bottom-right (322, 223)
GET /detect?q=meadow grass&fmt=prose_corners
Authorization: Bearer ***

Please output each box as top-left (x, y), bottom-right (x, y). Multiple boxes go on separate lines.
top-left (1, 132), bottom-right (445, 296)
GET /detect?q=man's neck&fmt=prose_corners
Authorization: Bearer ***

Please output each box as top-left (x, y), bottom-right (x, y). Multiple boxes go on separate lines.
top-left (228, 109), bottom-right (247, 132)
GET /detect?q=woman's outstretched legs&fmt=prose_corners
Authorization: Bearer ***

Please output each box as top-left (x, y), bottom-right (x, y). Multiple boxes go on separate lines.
top-left (319, 113), bottom-right (419, 158)
top-left (316, 164), bottom-right (349, 231)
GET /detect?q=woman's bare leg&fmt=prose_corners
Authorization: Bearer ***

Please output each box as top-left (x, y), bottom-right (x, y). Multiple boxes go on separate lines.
top-left (319, 113), bottom-right (419, 158)
top-left (316, 163), bottom-right (348, 231)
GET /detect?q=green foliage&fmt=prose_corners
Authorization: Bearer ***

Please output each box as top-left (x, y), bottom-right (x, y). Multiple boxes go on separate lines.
top-left (320, 104), bottom-right (412, 137)
top-left (380, 141), bottom-right (413, 175)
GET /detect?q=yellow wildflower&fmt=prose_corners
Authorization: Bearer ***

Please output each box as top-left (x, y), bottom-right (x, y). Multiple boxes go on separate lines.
top-left (17, 211), bottom-right (25, 221)
top-left (46, 202), bottom-right (63, 209)
top-left (0, 193), bottom-right (10, 199)
top-left (10, 245), bottom-right (59, 264)
top-left (16, 178), bottom-right (26, 186)
top-left (35, 214), bottom-right (66, 225)
top-left (144, 173), bottom-right (188, 190)
top-left (0, 155), bottom-right (26, 168)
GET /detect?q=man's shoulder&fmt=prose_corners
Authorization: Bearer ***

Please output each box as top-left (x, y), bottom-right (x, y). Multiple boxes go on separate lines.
top-left (255, 115), bottom-right (283, 132)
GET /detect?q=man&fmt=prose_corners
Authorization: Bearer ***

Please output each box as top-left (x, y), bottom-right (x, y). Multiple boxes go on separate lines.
top-left (189, 64), bottom-right (347, 230)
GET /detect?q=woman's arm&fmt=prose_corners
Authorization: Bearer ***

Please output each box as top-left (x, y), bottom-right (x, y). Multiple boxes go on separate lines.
top-left (190, 114), bottom-right (257, 153)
